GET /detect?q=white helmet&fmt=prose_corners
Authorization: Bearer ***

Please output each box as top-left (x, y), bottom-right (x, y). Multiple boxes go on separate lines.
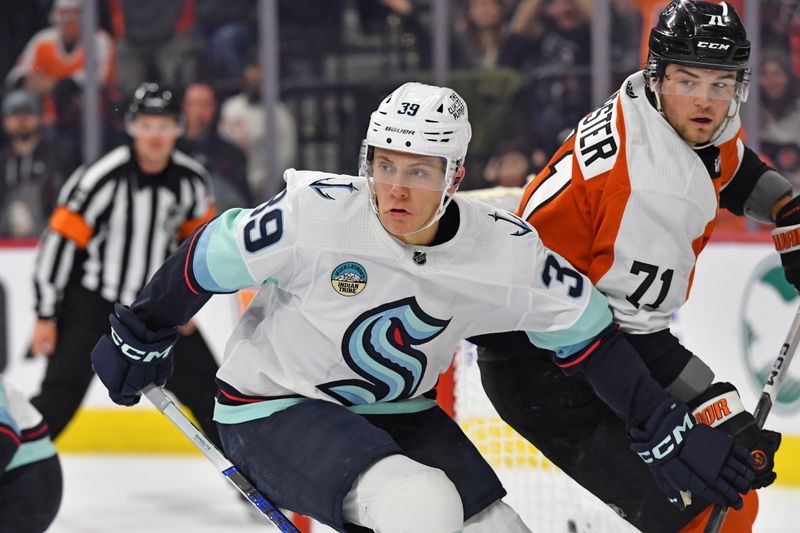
top-left (360, 82), bottom-right (472, 236)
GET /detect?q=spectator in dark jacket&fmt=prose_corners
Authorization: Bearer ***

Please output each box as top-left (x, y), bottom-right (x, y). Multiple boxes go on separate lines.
top-left (760, 49), bottom-right (800, 190)
top-left (177, 82), bottom-right (251, 209)
top-left (108, 0), bottom-right (200, 95)
top-left (0, 90), bottom-right (76, 238)
top-left (195, 0), bottom-right (254, 89)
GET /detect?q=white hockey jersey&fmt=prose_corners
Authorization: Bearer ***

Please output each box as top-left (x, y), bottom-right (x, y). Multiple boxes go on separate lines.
top-left (519, 71), bottom-right (745, 334)
top-left (188, 170), bottom-right (613, 423)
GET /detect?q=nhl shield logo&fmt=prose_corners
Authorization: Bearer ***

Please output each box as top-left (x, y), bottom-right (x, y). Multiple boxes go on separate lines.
top-left (740, 255), bottom-right (800, 411)
top-left (332, 262), bottom-right (368, 297)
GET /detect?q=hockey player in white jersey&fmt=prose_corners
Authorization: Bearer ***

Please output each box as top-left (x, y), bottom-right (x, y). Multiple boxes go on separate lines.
top-left (89, 82), bottom-right (753, 533)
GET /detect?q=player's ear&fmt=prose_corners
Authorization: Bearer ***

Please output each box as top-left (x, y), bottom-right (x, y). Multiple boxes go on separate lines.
top-left (450, 165), bottom-right (465, 194)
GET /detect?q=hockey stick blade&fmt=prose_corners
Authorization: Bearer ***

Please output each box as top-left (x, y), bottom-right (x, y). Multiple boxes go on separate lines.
top-left (703, 302), bottom-right (800, 533)
top-left (142, 384), bottom-right (301, 532)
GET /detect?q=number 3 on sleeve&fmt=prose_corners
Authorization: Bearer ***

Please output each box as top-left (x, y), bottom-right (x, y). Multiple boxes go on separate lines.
top-left (541, 254), bottom-right (584, 298)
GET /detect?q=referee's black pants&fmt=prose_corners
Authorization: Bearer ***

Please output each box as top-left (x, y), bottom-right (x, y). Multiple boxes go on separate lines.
top-left (31, 283), bottom-right (222, 449)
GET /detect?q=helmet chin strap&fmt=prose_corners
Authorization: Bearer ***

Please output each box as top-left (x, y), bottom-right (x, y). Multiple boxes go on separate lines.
top-left (690, 98), bottom-right (741, 149)
top-left (389, 192), bottom-right (455, 238)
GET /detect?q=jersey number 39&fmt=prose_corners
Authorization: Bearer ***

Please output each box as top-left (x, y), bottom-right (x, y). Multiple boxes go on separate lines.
top-left (243, 192), bottom-right (286, 252)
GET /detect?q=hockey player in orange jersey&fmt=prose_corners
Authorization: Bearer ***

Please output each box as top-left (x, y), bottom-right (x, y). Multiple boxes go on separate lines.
top-left (473, 2), bottom-right (792, 532)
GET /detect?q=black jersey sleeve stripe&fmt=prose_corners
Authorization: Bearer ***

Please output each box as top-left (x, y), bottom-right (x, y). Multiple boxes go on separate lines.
top-left (131, 224), bottom-right (214, 330)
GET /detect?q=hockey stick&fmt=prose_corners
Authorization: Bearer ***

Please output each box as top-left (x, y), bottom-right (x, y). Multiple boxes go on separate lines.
top-left (142, 384), bottom-right (301, 533)
top-left (703, 302), bottom-right (800, 533)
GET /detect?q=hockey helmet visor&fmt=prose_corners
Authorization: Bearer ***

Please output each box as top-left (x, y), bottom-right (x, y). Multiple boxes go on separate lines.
top-left (656, 66), bottom-right (748, 101)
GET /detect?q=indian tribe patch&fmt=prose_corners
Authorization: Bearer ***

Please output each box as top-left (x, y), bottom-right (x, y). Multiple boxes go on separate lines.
top-left (331, 262), bottom-right (368, 297)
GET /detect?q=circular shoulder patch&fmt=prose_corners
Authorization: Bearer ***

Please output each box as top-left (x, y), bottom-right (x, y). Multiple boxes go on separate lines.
top-left (331, 262), bottom-right (367, 297)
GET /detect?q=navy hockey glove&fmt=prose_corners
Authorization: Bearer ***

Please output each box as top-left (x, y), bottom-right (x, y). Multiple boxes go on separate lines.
top-left (0, 413), bottom-right (20, 476)
top-left (629, 396), bottom-right (755, 510)
top-left (773, 196), bottom-right (800, 292)
top-left (690, 382), bottom-right (782, 489)
top-left (91, 304), bottom-right (178, 406)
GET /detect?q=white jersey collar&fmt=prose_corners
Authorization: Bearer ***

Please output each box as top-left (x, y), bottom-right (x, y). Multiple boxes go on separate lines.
top-left (367, 194), bottom-right (475, 271)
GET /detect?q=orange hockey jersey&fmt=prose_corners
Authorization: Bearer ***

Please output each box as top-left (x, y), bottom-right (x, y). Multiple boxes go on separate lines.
top-left (518, 71), bottom-right (745, 334)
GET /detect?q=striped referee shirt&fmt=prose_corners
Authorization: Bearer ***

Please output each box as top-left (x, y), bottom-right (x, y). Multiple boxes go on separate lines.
top-left (34, 145), bottom-right (216, 318)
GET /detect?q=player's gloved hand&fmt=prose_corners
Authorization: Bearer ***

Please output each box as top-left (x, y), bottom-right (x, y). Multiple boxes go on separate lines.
top-left (629, 396), bottom-right (755, 510)
top-left (0, 413), bottom-right (21, 477)
top-left (91, 304), bottom-right (178, 406)
top-left (772, 196), bottom-right (800, 292)
top-left (689, 382), bottom-right (782, 489)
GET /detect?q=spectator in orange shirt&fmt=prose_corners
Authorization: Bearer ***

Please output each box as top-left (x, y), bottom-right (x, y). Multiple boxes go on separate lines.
top-left (6, 0), bottom-right (115, 96)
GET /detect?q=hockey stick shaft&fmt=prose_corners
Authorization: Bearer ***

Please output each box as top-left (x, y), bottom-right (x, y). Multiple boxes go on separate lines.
top-left (142, 384), bottom-right (301, 533)
top-left (704, 302), bottom-right (800, 533)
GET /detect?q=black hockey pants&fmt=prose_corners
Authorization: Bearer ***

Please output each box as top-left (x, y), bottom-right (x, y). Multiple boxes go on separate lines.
top-left (475, 337), bottom-right (713, 533)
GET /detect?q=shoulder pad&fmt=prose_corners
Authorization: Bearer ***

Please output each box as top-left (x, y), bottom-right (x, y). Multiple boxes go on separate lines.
top-left (284, 169), bottom-right (358, 187)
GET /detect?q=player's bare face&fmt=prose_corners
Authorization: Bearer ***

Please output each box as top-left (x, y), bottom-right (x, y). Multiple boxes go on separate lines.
top-left (131, 115), bottom-right (181, 173)
top-left (371, 148), bottom-right (448, 245)
top-left (659, 64), bottom-right (736, 145)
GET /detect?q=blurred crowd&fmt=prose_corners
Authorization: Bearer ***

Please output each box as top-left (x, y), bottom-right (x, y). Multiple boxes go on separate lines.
top-left (0, 0), bottom-right (798, 239)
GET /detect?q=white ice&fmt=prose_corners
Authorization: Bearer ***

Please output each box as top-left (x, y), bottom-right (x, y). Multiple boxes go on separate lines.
top-left (45, 454), bottom-right (797, 532)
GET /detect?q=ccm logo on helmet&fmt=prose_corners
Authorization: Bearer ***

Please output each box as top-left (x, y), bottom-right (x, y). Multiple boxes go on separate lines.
top-left (111, 327), bottom-right (173, 363)
top-left (697, 41), bottom-right (731, 50)
top-left (636, 410), bottom-right (695, 464)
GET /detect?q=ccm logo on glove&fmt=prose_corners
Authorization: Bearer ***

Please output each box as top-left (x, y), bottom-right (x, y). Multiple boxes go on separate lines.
top-left (111, 326), bottom-right (173, 363)
top-left (636, 404), bottom-right (694, 463)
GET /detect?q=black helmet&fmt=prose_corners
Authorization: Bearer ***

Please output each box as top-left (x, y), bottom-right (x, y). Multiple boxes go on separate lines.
top-left (126, 82), bottom-right (180, 121)
top-left (648, 0), bottom-right (750, 77)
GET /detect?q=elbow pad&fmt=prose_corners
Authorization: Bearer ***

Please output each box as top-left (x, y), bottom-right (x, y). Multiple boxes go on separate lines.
top-left (744, 169), bottom-right (792, 223)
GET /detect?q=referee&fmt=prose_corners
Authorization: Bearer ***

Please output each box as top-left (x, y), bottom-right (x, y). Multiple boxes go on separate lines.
top-left (29, 82), bottom-right (222, 449)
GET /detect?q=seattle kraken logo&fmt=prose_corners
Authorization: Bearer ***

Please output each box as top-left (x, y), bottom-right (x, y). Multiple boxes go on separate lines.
top-left (489, 211), bottom-right (532, 236)
top-left (317, 297), bottom-right (451, 406)
top-left (310, 177), bottom-right (359, 200)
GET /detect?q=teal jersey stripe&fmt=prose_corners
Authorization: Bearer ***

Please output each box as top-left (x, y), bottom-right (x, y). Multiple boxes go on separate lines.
top-left (348, 397), bottom-right (436, 414)
top-left (527, 286), bottom-right (613, 354)
top-left (213, 396), bottom-right (439, 424)
top-left (6, 438), bottom-right (57, 471)
top-left (213, 397), bottom-right (309, 424)
top-left (0, 408), bottom-right (18, 434)
top-left (192, 209), bottom-right (258, 292)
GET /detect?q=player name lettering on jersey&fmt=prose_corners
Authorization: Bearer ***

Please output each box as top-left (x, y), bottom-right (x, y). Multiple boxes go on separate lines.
top-left (575, 94), bottom-right (620, 179)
